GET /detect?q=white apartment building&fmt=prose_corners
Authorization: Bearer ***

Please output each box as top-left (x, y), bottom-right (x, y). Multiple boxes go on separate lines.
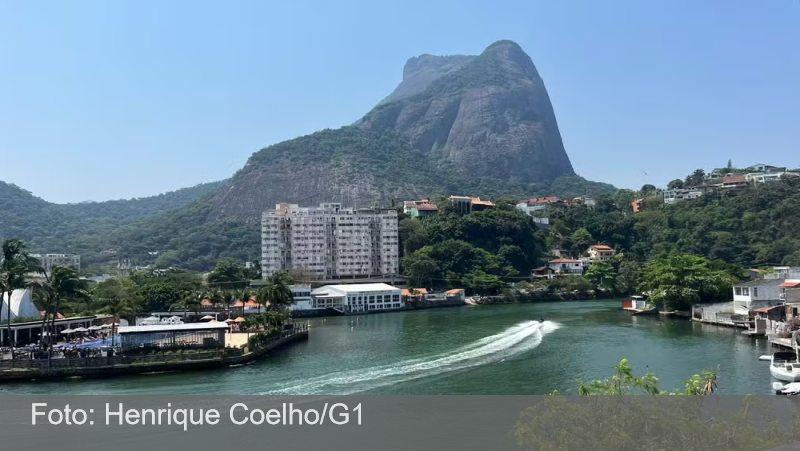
top-left (30, 253), bottom-right (80, 275)
top-left (261, 203), bottom-right (399, 279)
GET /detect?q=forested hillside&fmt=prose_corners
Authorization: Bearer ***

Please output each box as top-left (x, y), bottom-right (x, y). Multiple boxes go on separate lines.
top-left (548, 178), bottom-right (800, 267)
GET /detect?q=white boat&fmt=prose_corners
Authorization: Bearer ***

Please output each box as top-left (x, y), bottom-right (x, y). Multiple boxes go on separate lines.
top-left (769, 352), bottom-right (800, 382)
top-left (773, 381), bottom-right (800, 395)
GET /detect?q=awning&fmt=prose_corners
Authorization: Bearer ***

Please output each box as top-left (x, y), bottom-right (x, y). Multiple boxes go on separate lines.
top-left (779, 282), bottom-right (799, 287)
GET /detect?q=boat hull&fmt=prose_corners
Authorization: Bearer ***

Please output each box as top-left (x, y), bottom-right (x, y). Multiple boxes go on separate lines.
top-left (770, 365), bottom-right (800, 382)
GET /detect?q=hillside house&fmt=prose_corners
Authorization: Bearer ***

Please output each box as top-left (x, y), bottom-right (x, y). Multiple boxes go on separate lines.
top-left (450, 196), bottom-right (494, 214)
top-left (531, 266), bottom-right (556, 280)
top-left (403, 199), bottom-right (439, 218)
top-left (732, 279), bottom-right (789, 315)
top-left (721, 176), bottom-right (748, 189)
top-left (663, 188), bottom-right (703, 204)
top-left (547, 258), bottom-right (583, 275)
top-left (516, 197), bottom-right (561, 214)
top-left (587, 245), bottom-right (615, 262)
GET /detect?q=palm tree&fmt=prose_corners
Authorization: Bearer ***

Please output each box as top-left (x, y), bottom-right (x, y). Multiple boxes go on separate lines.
top-left (1, 239), bottom-right (41, 356)
top-left (237, 287), bottom-right (252, 311)
top-left (171, 291), bottom-right (203, 321)
top-left (40, 266), bottom-right (89, 352)
top-left (221, 289), bottom-right (236, 319)
top-left (98, 297), bottom-right (135, 348)
top-left (263, 272), bottom-right (294, 311)
top-left (94, 279), bottom-right (140, 348)
top-left (255, 286), bottom-right (269, 314)
top-left (207, 288), bottom-right (224, 311)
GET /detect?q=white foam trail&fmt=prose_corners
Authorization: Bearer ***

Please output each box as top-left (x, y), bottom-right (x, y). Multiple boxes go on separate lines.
top-left (260, 320), bottom-right (560, 395)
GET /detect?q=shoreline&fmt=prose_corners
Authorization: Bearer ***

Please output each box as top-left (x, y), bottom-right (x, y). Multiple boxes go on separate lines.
top-left (0, 329), bottom-right (308, 383)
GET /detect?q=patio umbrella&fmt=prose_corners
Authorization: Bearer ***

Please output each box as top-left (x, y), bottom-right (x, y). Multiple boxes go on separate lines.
top-left (100, 324), bottom-right (112, 328)
top-left (88, 325), bottom-right (103, 331)
top-left (224, 319), bottom-right (235, 323)
top-left (61, 328), bottom-right (75, 334)
top-left (234, 317), bottom-right (246, 323)
top-left (73, 327), bottom-right (89, 333)
top-left (200, 315), bottom-right (214, 321)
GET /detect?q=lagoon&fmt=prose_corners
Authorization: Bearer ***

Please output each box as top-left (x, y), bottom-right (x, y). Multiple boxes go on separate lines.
top-left (0, 301), bottom-right (776, 395)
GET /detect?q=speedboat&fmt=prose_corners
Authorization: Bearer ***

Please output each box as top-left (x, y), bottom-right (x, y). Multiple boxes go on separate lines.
top-left (773, 381), bottom-right (800, 395)
top-left (769, 352), bottom-right (800, 382)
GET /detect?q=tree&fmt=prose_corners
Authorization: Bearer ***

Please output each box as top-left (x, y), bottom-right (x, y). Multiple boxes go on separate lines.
top-left (667, 179), bottom-right (684, 190)
top-left (585, 261), bottom-right (616, 289)
top-left (461, 270), bottom-right (505, 295)
top-left (260, 271), bottom-right (294, 312)
top-left (571, 228), bottom-right (594, 257)
top-left (1, 239), bottom-right (41, 356)
top-left (32, 266), bottom-right (90, 352)
top-left (206, 259), bottom-right (247, 289)
top-left (170, 290), bottom-right (203, 320)
top-left (616, 260), bottom-right (642, 295)
top-left (640, 184), bottom-right (657, 195)
top-left (684, 168), bottom-right (705, 187)
top-left (94, 278), bottom-right (141, 347)
top-left (401, 253), bottom-right (439, 287)
top-left (638, 255), bottom-right (737, 311)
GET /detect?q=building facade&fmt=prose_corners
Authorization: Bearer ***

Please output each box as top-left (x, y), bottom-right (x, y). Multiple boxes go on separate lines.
top-left (449, 196), bottom-right (494, 214)
top-left (31, 253), bottom-right (80, 275)
top-left (663, 188), bottom-right (703, 204)
top-left (587, 245), bottom-right (615, 262)
top-left (261, 203), bottom-right (399, 279)
top-left (547, 258), bottom-right (583, 275)
top-left (310, 283), bottom-right (403, 313)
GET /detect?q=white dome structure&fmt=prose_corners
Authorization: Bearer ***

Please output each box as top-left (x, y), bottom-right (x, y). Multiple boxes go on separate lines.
top-left (0, 289), bottom-right (41, 321)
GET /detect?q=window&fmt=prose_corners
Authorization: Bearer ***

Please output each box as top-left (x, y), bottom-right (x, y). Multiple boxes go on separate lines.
top-left (753, 287), bottom-right (758, 297)
top-left (735, 287), bottom-right (742, 296)
top-left (742, 287), bottom-right (750, 296)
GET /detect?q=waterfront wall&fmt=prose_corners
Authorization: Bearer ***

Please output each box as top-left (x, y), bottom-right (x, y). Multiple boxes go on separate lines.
top-left (404, 299), bottom-right (466, 310)
top-left (0, 329), bottom-right (308, 383)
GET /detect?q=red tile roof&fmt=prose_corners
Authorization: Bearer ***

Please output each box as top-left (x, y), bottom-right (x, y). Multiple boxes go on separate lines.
top-left (549, 258), bottom-right (581, 264)
top-left (533, 266), bottom-right (555, 272)
top-left (445, 289), bottom-right (464, 295)
top-left (402, 288), bottom-right (428, 296)
top-left (723, 176), bottom-right (746, 184)
top-left (526, 197), bottom-right (560, 205)
top-left (591, 245), bottom-right (614, 251)
top-left (416, 204), bottom-right (439, 211)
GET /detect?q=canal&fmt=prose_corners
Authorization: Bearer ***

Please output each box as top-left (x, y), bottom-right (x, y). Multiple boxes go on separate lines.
top-left (0, 301), bottom-right (777, 395)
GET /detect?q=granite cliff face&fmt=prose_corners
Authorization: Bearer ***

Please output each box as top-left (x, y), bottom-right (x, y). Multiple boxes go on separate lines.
top-left (359, 40), bottom-right (574, 182)
top-left (210, 40), bottom-right (596, 223)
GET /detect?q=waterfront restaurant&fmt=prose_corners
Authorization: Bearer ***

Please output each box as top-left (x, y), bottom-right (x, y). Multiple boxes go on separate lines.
top-left (118, 323), bottom-right (230, 353)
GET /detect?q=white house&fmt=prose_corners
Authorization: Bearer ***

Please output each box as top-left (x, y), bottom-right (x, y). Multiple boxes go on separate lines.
top-left (311, 283), bottom-right (403, 314)
top-left (547, 258), bottom-right (583, 275)
top-left (663, 188), bottom-right (703, 204)
top-left (732, 279), bottom-right (786, 315)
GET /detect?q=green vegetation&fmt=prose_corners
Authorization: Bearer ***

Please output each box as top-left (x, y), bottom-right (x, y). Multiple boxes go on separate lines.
top-left (513, 360), bottom-right (800, 451)
top-left (550, 177), bottom-right (800, 267)
top-left (400, 202), bottom-right (546, 294)
top-left (1, 239), bottom-right (42, 357)
top-left (638, 255), bottom-right (736, 311)
top-left (0, 181), bottom-right (227, 270)
top-left (573, 358), bottom-right (717, 396)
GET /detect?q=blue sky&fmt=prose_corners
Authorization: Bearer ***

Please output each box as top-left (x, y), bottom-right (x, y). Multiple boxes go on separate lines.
top-left (1, 0), bottom-right (798, 203)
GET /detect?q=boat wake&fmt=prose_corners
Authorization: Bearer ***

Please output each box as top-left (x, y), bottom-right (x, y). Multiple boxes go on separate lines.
top-left (260, 320), bottom-right (560, 395)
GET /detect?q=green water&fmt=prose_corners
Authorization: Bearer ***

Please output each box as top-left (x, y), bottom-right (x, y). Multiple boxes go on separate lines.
top-left (0, 301), bottom-right (777, 395)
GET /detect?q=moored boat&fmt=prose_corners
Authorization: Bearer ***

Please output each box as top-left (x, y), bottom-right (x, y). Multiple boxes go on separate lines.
top-left (769, 352), bottom-right (800, 382)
